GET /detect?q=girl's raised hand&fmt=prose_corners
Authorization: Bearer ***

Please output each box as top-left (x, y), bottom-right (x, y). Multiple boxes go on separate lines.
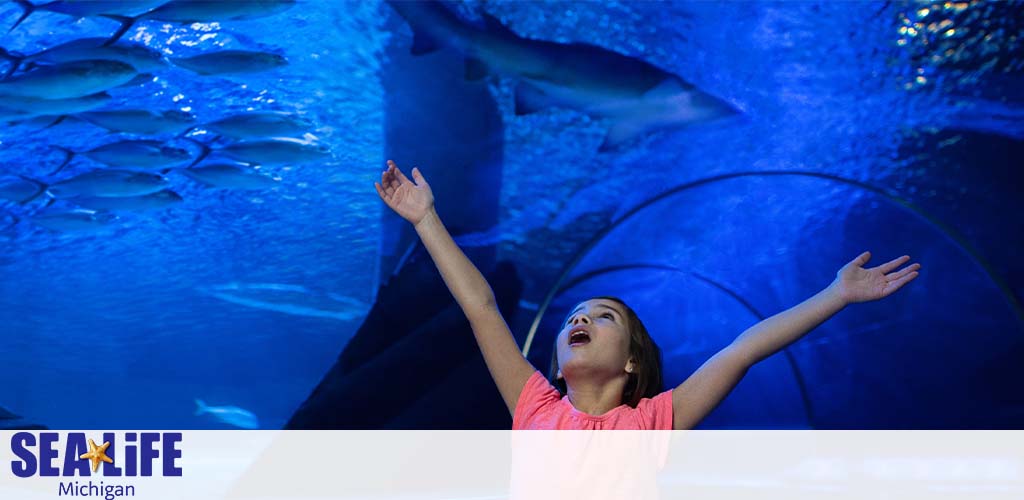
top-left (831, 251), bottom-right (921, 304)
top-left (375, 160), bottom-right (434, 225)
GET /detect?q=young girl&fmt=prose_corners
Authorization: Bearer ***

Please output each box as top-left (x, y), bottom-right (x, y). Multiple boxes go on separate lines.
top-left (375, 160), bottom-right (921, 430)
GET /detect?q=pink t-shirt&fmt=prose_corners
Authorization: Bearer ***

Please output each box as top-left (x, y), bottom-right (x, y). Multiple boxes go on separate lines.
top-left (512, 370), bottom-right (674, 430)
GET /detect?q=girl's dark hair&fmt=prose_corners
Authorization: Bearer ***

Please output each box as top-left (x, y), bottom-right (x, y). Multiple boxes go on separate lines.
top-left (548, 296), bottom-right (664, 408)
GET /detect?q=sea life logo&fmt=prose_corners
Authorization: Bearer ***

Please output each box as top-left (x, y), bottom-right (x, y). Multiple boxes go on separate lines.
top-left (10, 432), bottom-right (182, 499)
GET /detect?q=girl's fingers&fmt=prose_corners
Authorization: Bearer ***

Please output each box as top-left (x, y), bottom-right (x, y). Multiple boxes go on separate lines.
top-left (384, 169), bottom-right (400, 192)
top-left (412, 167), bottom-right (426, 186)
top-left (851, 251), bottom-right (871, 267)
top-left (885, 262), bottom-right (920, 282)
top-left (394, 165), bottom-right (412, 185)
top-left (883, 271), bottom-right (919, 296)
top-left (374, 181), bottom-right (387, 200)
top-left (876, 255), bottom-right (911, 274)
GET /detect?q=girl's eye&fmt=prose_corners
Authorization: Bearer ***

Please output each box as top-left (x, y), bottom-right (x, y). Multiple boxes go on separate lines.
top-left (601, 313), bottom-right (613, 320)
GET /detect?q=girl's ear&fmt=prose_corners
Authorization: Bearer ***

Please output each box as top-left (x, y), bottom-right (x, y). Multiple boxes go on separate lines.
top-left (625, 359), bottom-right (635, 374)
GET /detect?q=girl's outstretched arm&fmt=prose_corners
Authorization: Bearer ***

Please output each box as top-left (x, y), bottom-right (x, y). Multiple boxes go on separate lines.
top-left (670, 251), bottom-right (921, 430)
top-left (375, 160), bottom-right (535, 415)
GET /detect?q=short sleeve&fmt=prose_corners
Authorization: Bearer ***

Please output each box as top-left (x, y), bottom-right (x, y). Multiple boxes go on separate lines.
top-left (635, 389), bottom-right (674, 430)
top-left (512, 370), bottom-right (562, 429)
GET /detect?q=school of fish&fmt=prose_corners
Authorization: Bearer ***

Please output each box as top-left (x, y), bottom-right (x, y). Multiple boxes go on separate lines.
top-left (0, 0), bottom-right (328, 233)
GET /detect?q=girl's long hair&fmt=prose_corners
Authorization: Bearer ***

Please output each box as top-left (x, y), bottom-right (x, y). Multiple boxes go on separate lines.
top-left (548, 296), bottom-right (664, 408)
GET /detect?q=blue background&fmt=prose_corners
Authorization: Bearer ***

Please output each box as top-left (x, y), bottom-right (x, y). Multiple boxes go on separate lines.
top-left (1, 1), bottom-right (1021, 429)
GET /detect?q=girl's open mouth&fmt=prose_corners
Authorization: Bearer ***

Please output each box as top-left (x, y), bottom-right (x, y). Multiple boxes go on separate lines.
top-left (569, 331), bottom-right (591, 346)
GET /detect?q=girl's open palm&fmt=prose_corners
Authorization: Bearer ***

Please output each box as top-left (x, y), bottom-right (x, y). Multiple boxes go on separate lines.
top-left (375, 160), bottom-right (434, 225)
top-left (834, 251), bottom-right (921, 304)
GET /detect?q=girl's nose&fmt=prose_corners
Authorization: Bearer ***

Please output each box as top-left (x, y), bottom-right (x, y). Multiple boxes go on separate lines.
top-left (571, 314), bottom-right (591, 325)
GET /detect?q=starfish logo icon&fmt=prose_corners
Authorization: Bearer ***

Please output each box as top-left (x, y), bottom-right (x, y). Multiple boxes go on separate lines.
top-left (79, 438), bottom-right (114, 473)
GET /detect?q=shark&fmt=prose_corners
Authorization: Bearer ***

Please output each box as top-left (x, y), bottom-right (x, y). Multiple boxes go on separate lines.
top-left (386, 0), bottom-right (740, 151)
top-left (197, 282), bottom-right (367, 321)
top-left (195, 400), bottom-right (259, 430)
top-left (0, 405), bottom-right (46, 430)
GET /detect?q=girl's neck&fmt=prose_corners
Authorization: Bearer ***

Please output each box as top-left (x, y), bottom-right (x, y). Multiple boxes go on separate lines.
top-left (564, 377), bottom-right (628, 416)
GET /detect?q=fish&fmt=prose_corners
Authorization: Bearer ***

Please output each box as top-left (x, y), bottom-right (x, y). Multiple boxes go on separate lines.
top-left (70, 109), bottom-right (196, 135)
top-left (0, 405), bottom-right (46, 430)
top-left (386, 0), bottom-right (740, 151)
top-left (180, 164), bottom-right (279, 190)
top-left (169, 50), bottom-right (287, 76)
top-left (0, 38), bottom-right (166, 78)
top-left (103, 0), bottom-right (297, 44)
top-left (0, 176), bottom-right (46, 203)
top-left (0, 109), bottom-right (33, 122)
top-left (8, 0), bottom-right (168, 32)
top-left (197, 282), bottom-right (368, 321)
top-left (19, 169), bottom-right (170, 201)
top-left (198, 111), bottom-right (313, 139)
top-left (0, 59), bottom-right (137, 100)
top-left (54, 140), bottom-right (192, 172)
top-left (0, 92), bottom-right (110, 118)
top-left (116, 72), bottom-right (156, 89)
top-left (0, 405), bottom-right (20, 420)
top-left (194, 399), bottom-right (259, 430)
top-left (29, 209), bottom-right (119, 233)
top-left (67, 189), bottom-right (182, 211)
top-left (189, 137), bottom-right (331, 166)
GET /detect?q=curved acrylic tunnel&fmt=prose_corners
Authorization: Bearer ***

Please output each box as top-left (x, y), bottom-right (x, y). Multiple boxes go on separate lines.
top-left (524, 173), bottom-right (1024, 429)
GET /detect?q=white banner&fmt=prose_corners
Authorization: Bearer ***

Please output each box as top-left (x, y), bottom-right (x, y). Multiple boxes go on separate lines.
top-left (1, 431), bottom-right (1021, 499)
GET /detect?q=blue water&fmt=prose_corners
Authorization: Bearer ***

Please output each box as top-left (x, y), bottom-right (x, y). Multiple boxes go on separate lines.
top-left (1, 1), bottom-right (1022, 429)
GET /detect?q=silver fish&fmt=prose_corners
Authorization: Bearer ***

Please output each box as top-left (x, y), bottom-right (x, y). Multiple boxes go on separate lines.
top-left (56, 140), bottom-right (192, 171)
top-left (0, 92), bottom-right (110, 117)
top-left (29, 209), bottom-right (119, 233)
top-left (169, 50), bottom-right (287, 75)
top-left (68, 189), bottom-right (182, 211)
top-left (0, 176), bottom-right (45, 203)
top-left (140, 0), bottom-right (295, 22)
top-left (180, 164), bottom-right (278, 190)
top-left (45, 169), bottom-right (169, 198)
top-left (387, 0), bottom-right (740, 151)
top-left (201, 111), bottom-right (313, 139)
top-left (9, 0), bottom-right (167, 31)
top-left (0, 60), bottom-right (137, 99)
top-left (194, 399), bottom-right (259, 430)
top-left (190, 137), bottom-right (330, 166)
top-left (104, 0), bottom-right (297, 44)
top-left (0, 38), bottom-right (167, 77)
top-left (74, 109), bottom-right (196, 135)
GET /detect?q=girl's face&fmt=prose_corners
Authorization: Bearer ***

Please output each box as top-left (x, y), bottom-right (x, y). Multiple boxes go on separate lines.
top-left (555, 298), bottom-right (634, 382)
